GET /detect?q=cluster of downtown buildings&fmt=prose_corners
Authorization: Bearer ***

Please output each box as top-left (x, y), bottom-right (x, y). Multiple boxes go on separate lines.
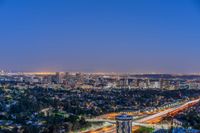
top-left (1, 70), bottom-right (200, 90)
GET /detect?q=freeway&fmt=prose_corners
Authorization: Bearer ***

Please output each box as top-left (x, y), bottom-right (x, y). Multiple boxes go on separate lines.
top-left (137, 98), bottom-right (200, 124)
top-left (83, 125), bottom-right (116, 133)
top-left (82, 125), bottom-right (140, 133)
top-left (83, 98), bottom-right (200, 133)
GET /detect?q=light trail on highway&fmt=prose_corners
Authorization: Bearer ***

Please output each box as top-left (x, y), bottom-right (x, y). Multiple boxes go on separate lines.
top-left (83, 98), bottom-right (200, 133)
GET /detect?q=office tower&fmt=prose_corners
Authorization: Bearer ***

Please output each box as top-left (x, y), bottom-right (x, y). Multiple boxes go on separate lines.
top-left (116, 114), bottom-right (133, 133)
top-left (54, 72), bottom-right (65, 84)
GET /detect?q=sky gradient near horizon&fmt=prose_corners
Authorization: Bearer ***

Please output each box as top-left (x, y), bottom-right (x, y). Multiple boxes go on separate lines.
top-left (1, 0), bottom-right (200, 73)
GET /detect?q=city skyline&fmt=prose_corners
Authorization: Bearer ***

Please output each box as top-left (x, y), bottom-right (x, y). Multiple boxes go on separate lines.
top-left (1, 1), bottom-right (200, 132)
top-left (1, 0), bottom-right (200, 73)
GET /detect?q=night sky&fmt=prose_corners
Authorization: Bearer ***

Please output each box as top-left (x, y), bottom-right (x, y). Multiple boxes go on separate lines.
top-left (0, 0), bottom-right (200, 73)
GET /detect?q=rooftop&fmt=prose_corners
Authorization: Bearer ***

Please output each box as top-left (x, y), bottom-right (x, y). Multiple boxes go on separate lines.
top-left (116, 114), bottom-right (133, 121)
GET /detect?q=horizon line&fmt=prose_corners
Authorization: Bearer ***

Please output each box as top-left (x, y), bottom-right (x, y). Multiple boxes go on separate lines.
top-left (2, 70), bottom-right (200, 76)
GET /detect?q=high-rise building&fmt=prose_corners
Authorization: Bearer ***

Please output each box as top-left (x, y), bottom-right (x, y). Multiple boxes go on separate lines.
top-left (116, 114), bottom-right (133, 133)
top-left (53, 72), bottom-right (65, 84)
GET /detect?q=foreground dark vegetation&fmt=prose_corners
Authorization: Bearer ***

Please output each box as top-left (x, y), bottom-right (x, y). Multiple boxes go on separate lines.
top-left (175, 102), bottom-right (200, 130)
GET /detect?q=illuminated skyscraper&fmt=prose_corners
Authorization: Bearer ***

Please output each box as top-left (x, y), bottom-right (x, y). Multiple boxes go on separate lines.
top-left (54, 72), bottom-right (65, 84)
top-left (116, 114), bottom-right (133, 133)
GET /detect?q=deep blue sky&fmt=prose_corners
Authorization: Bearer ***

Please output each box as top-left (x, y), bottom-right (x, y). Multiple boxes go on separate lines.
top-left (0, 0), bottom-right (200, 73)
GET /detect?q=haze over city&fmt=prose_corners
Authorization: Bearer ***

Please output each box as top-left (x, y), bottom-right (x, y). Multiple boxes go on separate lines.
top-left (1, 0), bottom-right (200, 73)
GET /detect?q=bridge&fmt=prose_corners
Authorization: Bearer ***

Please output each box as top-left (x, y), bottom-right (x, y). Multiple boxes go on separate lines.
top-left (87, 119), bottom-right (153, 127)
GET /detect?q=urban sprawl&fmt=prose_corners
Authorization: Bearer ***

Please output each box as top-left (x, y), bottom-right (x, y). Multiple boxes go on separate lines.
top-left (0, 70), bottom-right (200, 133)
